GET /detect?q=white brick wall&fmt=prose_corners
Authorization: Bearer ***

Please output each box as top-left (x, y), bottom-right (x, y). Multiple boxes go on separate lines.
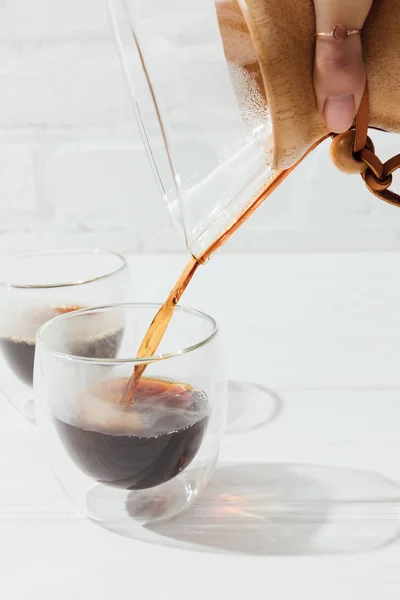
top-left (0, 0), bottom-right (399, 255)
top-left (0, 1), bottom-right (110, 39)
top-left (0, 0), bottom-right (173, 254)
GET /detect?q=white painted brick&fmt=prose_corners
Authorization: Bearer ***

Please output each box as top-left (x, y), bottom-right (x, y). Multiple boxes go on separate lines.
top-left (0, 0), bottom-right (110, 40)
top-left (45, 143), bottom-right (170, 234)
top-left (0, 41), bottom-right (132, 127)
top-left (36, 127), bottom-right (400, 254)
top-left (0, 145), bottom-right (36, 216)
top-left (0, 229), bottom-right (140, 255)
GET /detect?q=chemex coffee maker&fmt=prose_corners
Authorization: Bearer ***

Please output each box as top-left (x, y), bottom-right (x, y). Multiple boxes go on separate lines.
top-left (106, 0), bottom-right (400, 263)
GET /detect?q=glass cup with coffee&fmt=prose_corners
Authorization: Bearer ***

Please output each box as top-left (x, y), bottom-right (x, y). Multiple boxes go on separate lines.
top-left (0, 249), bottom-right (129, 421)
top-left (34, 303), bottom-right (226, 534)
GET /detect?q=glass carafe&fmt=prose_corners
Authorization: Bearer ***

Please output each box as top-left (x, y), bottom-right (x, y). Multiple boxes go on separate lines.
top-left (106, 0), bottom-right (277, 259)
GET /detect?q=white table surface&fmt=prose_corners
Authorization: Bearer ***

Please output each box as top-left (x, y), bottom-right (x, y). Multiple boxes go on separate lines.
top-left (2, 252), bottom-right (400, 599)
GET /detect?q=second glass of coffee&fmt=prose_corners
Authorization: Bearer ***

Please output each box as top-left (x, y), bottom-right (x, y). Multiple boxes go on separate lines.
top-left (0, 249), bottom-right (129, 421)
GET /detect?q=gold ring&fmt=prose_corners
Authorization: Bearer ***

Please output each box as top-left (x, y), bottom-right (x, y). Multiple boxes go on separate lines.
top-left (315, 24), bottom-right (360, 42)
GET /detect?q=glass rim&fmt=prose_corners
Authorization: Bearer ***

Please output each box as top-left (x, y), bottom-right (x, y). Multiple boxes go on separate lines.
top-left (0, 248), bottom-right (128, 289)
top-left (36, 302), bottom-right (219, 364)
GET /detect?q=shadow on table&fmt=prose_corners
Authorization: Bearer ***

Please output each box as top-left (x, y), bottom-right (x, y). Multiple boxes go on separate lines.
top-left (226, 381), bottom-right (283, 434)
top-left (143, 463), bottom-right (400, 556)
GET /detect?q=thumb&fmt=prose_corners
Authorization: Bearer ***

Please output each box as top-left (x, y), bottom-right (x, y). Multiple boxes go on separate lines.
top-left (313, 0), bottom-right (372, 133)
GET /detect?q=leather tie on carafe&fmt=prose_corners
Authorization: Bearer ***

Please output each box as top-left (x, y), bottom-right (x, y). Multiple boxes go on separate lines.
top-left (330, 88), bottom-right (400, 207)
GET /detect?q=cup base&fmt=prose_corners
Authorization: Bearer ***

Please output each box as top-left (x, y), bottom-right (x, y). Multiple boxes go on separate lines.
top-left (3, 390), bottom-right (36, 423)
top-left (20, 395), bottom-right (36, 423)
top-left (85, 475), bottom-right (200, 538)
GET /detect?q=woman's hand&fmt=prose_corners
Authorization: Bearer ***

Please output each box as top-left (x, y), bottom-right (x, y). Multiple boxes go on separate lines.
top-left (313, 0), bottom-right (373, 133)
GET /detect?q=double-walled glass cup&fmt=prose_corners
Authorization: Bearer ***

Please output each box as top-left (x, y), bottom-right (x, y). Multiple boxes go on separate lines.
top-left (34, 303), bottom-right (226, 535)
top-left (0, 249), bottom-right (129, 421)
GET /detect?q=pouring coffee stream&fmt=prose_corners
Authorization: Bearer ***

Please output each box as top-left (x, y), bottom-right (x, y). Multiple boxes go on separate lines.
top-left (121, 146), bottom-right (321, 406)
top-left (120, 256), bottom-right (199, 405)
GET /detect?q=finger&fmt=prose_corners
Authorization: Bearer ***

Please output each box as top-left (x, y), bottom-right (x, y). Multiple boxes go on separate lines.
top-left (313, 0), bottom-right (373, 133)
top-left (315, 35), bottom-right (364, 132)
